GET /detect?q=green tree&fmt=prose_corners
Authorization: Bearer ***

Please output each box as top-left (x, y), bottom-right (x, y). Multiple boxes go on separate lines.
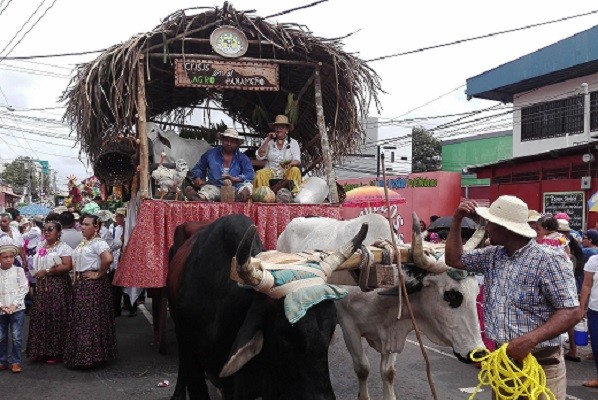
top-left (411, 126), bottom-right (442, 172)
top-left (0, 157), bottom-right (50, 200)
top-left (0, 157), bottom-right (28, 195)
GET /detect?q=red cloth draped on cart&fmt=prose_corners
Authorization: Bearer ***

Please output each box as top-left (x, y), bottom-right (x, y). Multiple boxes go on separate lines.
top-left (114, 200), bottom-right (342, 288)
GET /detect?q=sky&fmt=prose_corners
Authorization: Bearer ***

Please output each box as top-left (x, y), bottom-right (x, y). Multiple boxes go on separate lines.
top-left (0, 0), bottom-right (597, 191)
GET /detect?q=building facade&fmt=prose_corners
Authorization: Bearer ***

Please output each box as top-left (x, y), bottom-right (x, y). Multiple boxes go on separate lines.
top-left (465, 26), bottom-right (598, 229)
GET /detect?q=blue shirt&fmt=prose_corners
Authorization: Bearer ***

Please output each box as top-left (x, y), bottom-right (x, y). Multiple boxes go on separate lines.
top-left (190, 147), bottom-right (255, 189)
top-left (461, 240), bottom-right (578, 348)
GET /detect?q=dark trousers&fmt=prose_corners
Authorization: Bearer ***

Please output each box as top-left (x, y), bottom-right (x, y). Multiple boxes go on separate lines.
top-left (108, 270), bottom-right (123, 316)
top-left (588, 308), bottom-right (598, 375)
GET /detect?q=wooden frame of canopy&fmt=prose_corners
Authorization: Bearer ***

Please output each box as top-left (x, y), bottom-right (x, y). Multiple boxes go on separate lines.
top-left (62, 3), bottom-right (382, 202)
top-left (136, 54), bottom-right (339, 200)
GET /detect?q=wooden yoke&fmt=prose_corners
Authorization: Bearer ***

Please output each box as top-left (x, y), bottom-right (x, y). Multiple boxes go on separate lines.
top-left (230, 245), bottom-right (419, 287)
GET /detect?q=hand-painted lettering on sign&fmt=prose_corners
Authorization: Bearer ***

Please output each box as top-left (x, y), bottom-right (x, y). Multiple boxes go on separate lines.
top-left (174, 59), bottom-right (279, 91)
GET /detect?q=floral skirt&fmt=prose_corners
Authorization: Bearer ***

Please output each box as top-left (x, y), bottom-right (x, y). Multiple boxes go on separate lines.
top-left (27, 274), bottom-right (73, 359)
top-left (64, 275), bottom-right (118, 368)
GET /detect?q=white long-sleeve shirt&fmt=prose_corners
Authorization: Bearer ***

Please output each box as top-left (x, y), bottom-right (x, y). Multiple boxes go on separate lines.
top-left (256, 137), bottom-right (301, 170)
top-left (0, 266), bottom-right (29, 313)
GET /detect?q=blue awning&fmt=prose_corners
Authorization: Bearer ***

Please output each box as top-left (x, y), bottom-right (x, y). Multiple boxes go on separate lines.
top-left (466, 25), bottom-right (598, 102)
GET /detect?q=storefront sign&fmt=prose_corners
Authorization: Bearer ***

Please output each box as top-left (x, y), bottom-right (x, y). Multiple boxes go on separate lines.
top-left (174, 59), bottom-right (279, 91)
top-left (543, 191), bottom-right (585, 231)
top-left (340, 176), bottom-right (439, 193)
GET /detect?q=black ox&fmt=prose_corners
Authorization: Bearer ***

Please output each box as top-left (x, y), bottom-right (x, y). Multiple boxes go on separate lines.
top-left (167, 214), bottom-right (364, 400)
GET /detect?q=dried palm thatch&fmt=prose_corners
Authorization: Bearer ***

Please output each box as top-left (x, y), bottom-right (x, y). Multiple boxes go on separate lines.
top-left (62, 2), bottom-right (382, 175)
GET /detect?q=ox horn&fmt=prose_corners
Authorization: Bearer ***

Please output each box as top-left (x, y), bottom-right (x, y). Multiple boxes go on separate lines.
top-left (234, 225), bottom-right (263, 286)
top-left (411, 212), bottom-right (438, 271)
top-left (323, 223), bottom-right (369, 270)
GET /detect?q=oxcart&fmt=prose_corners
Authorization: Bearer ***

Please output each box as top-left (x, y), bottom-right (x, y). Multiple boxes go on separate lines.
top-left (62, 2), bottom-right (382, 352)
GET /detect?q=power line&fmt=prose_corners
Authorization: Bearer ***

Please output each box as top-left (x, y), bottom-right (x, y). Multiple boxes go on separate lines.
top-left (0, 0), bottom-right (13, 17)
top-left (264, 0), bottom-right (328, 19)
top-left (0, 0), bottom-right (49, 59)
top-left (0, 0), bottom-right (59, 63)
top-left (1, 48), bottom-right (106, 61)
top-left (367, 8), bottom-right (598, 62)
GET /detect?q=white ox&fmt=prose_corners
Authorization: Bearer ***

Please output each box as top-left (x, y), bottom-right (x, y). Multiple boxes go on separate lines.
top-left (146, 122), bottom-right (212, 167)
top-left (277, 213), bottom-right (485, 400)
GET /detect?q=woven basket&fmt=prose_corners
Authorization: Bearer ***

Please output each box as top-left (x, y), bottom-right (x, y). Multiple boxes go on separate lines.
top-left (93, 137), bottom-right (138, 186)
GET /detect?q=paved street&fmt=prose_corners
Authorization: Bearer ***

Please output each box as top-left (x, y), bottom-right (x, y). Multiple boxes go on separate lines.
top-left (1, 299), bottom-right (595, 399)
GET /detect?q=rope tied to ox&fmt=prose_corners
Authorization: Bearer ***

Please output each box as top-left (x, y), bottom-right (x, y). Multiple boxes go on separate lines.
top-left (468, 344), bottom-right (555, 400)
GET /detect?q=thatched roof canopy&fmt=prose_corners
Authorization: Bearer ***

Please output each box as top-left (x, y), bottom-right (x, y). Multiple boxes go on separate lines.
top-left (62, 3), bottom-right (382, 172)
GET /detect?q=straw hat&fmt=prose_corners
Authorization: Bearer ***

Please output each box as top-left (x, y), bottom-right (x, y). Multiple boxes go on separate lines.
top-left (475, 195), bottom-right (537, 238)
top-left (268, 115), bottom-right (294, 131)
top-left (219, 128), bottom-right (244, 143)
top-left (557, 219), bottom-right (571, 232)
top-left (95, 209), bottom-right (114, 222)
top-left (527, 209), bottom-right (541, 222)
top-left (115, 207), bottom-right (127, 217)
top-left (0, 236), bottom-right (18, 256)
top-left (53, 206), bottom-right (68, 214)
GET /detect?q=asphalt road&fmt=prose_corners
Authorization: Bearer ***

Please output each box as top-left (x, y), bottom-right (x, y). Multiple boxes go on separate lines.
top-left (1, 300), bottom-right (595, 400)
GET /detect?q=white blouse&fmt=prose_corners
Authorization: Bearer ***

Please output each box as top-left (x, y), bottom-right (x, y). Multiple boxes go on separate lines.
top-left (0, 266), bottom-right (28, 313)
top-left (72, 238), bottom-right (111, 272)
top-left (256, 137), bottom-right (301, 170)
top-left (32, 241), bottom-right (73, 273)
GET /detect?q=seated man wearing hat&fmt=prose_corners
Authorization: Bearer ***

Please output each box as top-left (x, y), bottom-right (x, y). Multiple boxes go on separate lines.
top-left (445, 195), bottom-right (580, 398)
top-left (185, 128), bottom-right (255, 202)
top-left (253, 115), bottom-right (302, 193)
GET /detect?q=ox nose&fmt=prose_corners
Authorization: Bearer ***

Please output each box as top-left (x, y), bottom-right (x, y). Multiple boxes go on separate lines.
top-left (454, 349), bottom-right (486, 364)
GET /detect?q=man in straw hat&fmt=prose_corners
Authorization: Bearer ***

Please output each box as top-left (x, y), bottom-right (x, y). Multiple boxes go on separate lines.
top-left (254, 115), bottom-right (302, 193)
top-left (0, 237), bottom-right (29, 373)
top-left (445, 195), bottom-right (580, 398)
top-left (185, 128), bottom-right (255, 202)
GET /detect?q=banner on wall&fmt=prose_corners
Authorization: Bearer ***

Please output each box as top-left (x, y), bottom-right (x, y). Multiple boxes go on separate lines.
top-left (338, 171), bottom-right (462, 243)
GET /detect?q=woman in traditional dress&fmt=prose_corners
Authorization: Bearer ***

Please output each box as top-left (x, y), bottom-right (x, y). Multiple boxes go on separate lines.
top-left (536, 214), bottom-right (571, 257)
top-left (27, 221), bottom-right (73, 363)
top-left (64, 214), bottom-right (117, 368)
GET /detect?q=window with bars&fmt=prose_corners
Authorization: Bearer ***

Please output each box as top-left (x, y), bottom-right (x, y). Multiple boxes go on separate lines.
top-left (591, 91), bottom-right (598, 132)
top-left (521, 94), bottom-right (584, 141)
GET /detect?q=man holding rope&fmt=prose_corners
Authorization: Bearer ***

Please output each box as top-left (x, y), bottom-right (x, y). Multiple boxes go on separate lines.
top-left (445, 195), bottom-right (580, 399)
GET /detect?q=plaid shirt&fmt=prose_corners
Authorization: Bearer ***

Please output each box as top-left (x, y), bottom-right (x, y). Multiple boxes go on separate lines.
top-left (461, 240), bottom-right (578, 348)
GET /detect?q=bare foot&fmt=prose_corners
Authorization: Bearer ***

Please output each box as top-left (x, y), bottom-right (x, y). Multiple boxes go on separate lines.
top-left (582, 379), bottom-right (598, 388)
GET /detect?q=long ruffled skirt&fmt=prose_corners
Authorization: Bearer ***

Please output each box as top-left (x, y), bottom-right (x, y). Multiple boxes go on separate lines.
top-left (27, 274), bottom-right (72, 359)
top-left (64, 275), bottom-right (118, 368)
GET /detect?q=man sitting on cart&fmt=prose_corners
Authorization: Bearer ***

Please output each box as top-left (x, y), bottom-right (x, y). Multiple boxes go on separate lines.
top-left (185, 128), bottom-right (254, 202)
top-left (253, 115), bottom-right (302, 193)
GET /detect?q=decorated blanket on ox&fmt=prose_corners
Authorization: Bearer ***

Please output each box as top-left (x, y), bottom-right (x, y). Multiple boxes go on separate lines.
top-left (245, 250), bottom-right (348, 324)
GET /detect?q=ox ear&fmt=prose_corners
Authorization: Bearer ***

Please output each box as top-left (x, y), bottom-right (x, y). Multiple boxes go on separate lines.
top-left (157, 129), bottom-right (172, 149)
top-left (219, 300), bottom-right (266, 377)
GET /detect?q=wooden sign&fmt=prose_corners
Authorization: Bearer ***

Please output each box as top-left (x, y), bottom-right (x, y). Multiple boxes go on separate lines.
top-left (543, 191), bottom-right (585, 231)
top-left (174, 59), bottom-right (279, 91)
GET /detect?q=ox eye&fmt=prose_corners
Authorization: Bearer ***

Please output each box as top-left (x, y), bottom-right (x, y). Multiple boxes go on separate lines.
top-left (443, 289), bottom-right (463, 309)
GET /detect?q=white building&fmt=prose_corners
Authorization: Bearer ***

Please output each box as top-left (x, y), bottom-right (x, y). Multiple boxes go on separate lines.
top-left (335, 116), bottom-right (412, 178)
top-left (466, 26), bottom-right (598, 158)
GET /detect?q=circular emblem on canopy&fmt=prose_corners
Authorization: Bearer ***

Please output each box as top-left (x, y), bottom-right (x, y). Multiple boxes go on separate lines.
top-left (210, 26), bottom-right (248, 58)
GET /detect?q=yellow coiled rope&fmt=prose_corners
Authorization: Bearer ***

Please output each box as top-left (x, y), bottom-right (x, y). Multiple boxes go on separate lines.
top-left (468, 344), bottom-right (555, 400)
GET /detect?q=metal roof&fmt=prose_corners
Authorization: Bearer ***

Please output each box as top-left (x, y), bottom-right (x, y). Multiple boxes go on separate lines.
top-left (466, 25), bottom-right (598, 102)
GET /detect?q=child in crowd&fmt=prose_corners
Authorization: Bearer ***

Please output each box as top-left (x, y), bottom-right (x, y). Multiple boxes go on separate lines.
top-left (0, 237), bottom-right (29, 373)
